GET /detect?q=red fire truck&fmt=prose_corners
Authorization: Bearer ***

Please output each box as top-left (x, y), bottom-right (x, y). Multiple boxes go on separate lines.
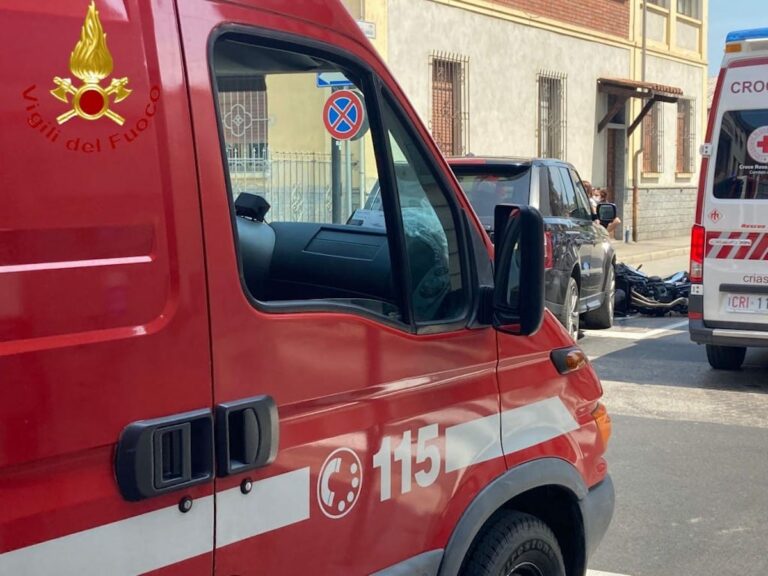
top-left (0, 1), bottom-right (613, 574)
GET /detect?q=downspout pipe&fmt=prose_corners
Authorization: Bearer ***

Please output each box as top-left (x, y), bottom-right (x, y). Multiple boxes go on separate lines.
top-left (632, 148), bottom-right (642, 242)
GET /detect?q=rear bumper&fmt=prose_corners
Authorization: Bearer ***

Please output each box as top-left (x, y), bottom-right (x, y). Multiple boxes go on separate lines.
top-left (581, 474), bottom-right (615, 560)
top-left (690, 319), bottom-right (768, 348)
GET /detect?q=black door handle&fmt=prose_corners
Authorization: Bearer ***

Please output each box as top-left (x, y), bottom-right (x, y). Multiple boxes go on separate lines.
top-left (115, 409), bottom-right (214, 501)
top-left (215, 395), bottom-right (279, 476)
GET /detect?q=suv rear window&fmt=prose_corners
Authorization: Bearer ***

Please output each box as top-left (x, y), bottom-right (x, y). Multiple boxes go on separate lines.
top-left (452, 167), bottom-right (531, 230)
top-left (713, 109), bottom-right (768, 200)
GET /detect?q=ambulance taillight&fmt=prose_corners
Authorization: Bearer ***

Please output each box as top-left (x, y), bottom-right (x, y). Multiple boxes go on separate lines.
top-left (690, 224), bottom-right (705, 283)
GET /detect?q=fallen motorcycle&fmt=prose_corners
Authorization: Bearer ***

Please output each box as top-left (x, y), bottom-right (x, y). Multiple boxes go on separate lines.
top-left (614, 262), bottom-right (690, 317)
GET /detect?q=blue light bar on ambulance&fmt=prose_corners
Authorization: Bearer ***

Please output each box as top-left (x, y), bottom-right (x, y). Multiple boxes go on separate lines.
top-left (726, 28), bottom-right (768, 43)
top-left (725, 28), bottom-right (768, 54)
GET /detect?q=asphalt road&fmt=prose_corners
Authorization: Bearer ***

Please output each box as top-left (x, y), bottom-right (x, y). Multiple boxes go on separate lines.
top-left (580, 268), bottom-right (768, 576)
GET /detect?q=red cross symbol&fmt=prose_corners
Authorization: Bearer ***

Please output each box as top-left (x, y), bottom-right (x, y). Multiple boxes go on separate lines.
top-left (758, 135), bottom-right (768, 154)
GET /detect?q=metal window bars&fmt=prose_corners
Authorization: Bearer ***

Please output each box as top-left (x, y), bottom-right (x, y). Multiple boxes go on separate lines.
top-left (429, 52), bottom-right (470, 157)
top-left (676, 98), bottom-right (696, 173)
top-left (642, 100), bottom-right (664, 173)
top-left (218, 78), bottom-right (269, 174)
top-left (537, 71), bottom-right (567, 160)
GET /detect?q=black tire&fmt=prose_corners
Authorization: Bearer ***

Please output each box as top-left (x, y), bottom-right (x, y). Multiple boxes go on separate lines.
top-left (558, 277), bottom-right (580, 340)
top-left (462, 511), bottom-right (565, 576)
top-left (706, 344), bottom-right (746, 370)
top-left (584, 263), bottom-right (614, 329)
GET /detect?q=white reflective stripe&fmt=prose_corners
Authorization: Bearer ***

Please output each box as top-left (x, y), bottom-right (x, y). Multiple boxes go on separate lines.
top-left (444, 397), bottom-right (578, 472)
top-left (444, 413), bottom-right (502, 472)
top-left (500, 397), bottom-right (579, 456)
top-left (0, 495), bottom-right (213, 576)
top-left (2, 401), bottom-right (578, 570)
top-left (216, 467), bottom-right (310, 547)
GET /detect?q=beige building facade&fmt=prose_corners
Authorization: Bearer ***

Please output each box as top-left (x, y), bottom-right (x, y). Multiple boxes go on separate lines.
top-left (345, 0), bottom-right (709, 240)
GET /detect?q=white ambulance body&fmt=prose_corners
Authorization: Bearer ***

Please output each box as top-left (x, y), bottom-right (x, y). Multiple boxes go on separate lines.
top-left (690, 28), bottom-right (768, 370)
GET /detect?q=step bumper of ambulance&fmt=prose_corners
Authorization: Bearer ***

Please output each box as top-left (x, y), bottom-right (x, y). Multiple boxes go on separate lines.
top-left (690, 318), bottom-right (768, 347)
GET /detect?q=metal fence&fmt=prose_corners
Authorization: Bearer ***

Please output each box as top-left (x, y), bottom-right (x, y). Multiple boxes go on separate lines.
top-left (228, 152), bottom-right (334, 223)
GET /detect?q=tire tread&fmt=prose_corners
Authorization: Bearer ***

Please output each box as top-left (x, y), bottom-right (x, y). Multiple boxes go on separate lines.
top-left (462, 512), bottom-right (565, 576)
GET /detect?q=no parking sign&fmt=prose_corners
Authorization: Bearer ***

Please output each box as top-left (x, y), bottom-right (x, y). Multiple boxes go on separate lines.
top-left (323, 90), bottom-right (367, 141)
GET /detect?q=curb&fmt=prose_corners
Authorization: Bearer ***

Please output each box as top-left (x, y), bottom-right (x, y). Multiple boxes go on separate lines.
top-left (613, 245), bottom-right (690, 266)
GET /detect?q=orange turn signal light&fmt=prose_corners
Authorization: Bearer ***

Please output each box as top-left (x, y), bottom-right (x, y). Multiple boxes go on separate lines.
top-left (565, 349), bottom-right (587, 372)
top-left (725, 43), bottom-right (742, 53)
top-left (550, 346), bottom-right (588, 374)
top-left (592, 402), bottom-right (612, 448)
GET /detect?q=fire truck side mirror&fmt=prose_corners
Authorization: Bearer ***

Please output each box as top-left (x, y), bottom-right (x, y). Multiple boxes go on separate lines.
top-left (492, 204), bottom-right (545, 336)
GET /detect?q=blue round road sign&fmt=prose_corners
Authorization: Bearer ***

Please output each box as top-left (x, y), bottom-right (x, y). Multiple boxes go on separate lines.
top-left (323, 90), bottom-right (365, 141)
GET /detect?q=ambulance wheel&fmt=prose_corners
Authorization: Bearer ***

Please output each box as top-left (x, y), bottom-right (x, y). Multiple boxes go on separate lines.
top-left (706, 344), bottom-right (746, 370)
top-left (584, 264), bottom-right (614, 329)
top-left (463, 511), bottom-right (565, 576)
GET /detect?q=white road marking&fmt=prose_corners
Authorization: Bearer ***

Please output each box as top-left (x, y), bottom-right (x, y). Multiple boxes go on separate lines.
top-left (587, 571), bottom-right (632, 576)
top-left (585, 319), bottom-right (688, 340)
top-left (601, 379), bottom-right (768, 429)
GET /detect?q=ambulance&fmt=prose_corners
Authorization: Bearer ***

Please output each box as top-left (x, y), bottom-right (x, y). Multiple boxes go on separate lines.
top-left (690, 28), bottom-right (768, 370)
top-left (0, 2), bottom-right (613, 574)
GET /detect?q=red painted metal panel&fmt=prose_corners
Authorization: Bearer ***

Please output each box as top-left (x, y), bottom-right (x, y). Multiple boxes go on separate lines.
top-left (0, 0), bottom-right (213, 564)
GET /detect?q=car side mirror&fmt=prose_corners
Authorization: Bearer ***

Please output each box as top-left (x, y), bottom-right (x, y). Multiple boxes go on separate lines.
top-left (596, 202), bottom-right (617, 227)
top-left (492, 204), bottom-right (545, 336)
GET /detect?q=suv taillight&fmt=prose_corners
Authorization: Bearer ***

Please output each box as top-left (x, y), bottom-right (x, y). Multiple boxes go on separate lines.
top-left (690, 224), bottom-right (705, 283)
top-left (544, 231), bottom-right (554, 270)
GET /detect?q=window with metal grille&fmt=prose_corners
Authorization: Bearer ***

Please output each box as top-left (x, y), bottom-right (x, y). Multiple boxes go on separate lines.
top-left (677, 0), bottom-right (700, 19)
top-left (676, 98), bottom-right (696, 173)
top-left (537, 71), bottom-right (567, 159)
top-left (642, 101), bottom-right (664, 173)
top-left (218, 76), bottom-right (269, 173)
top-left (429, 53), bottom-right (469, 157)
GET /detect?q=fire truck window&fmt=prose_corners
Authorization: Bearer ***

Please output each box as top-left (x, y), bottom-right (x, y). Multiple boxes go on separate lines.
top-left (379, 96), bottom-right (467, 324)
top-left (212, 36), bottom-right (402, 322)
top-left (713, 109), bottom-right (768, 200)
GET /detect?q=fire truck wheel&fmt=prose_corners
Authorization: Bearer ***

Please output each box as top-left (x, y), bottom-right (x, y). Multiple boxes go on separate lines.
top-left (462, 511), bottom-right (565, 576)
top-left (706, 344), bottom-right (746, 370)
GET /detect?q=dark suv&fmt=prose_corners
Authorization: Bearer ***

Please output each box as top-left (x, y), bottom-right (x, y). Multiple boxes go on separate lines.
top-left (448, 157), bottom-right (616, 338)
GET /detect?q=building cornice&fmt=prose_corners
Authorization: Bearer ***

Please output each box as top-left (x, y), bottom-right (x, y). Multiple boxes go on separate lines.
top-left (427, 0), bottom-right (706, 68)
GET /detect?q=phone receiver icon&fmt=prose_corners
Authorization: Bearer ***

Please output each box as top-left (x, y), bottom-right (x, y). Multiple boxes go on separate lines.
top-left (320, 456), bottom-right (342, 507)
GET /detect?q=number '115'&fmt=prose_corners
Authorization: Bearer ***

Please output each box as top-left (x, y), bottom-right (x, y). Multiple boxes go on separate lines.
top-left (372, 423), bottom-right (441, 501)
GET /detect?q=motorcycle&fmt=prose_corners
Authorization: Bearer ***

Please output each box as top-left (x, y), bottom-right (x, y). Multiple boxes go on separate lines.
top-left (614, 262), bottom-right (690, 316)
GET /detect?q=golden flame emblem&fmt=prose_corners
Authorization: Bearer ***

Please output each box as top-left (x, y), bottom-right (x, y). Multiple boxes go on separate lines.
top-left (50, 1), bottom-right (131, 125)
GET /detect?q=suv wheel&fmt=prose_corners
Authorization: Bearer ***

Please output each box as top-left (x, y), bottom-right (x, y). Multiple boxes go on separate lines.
top-left (584, 263), bottom-right (614, 329)
top-left (559, 277), bottom-right (579, 340)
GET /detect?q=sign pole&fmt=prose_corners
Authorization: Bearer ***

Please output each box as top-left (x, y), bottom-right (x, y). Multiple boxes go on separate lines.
top-left (331, 86), bottom-right (342, 223)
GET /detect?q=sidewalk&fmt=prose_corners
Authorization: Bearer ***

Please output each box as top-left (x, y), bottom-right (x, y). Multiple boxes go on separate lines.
top-left (610, 234), bottom-right (690, 267)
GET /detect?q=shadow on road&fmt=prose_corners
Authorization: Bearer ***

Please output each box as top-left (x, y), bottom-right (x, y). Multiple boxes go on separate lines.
top-left (584, 323), bottom-right (768, 394)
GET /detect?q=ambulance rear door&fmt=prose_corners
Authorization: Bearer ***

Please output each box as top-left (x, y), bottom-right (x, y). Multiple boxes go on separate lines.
top-left (701, 60), bottom-right (768, 329)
